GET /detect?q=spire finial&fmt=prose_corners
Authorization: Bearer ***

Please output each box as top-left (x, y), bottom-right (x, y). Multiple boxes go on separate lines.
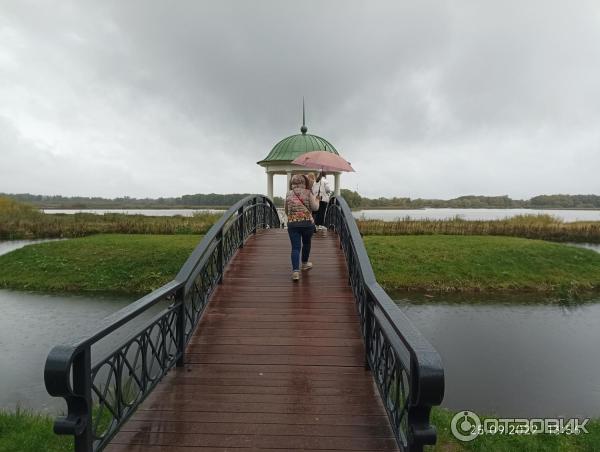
top-left (301, 97), bottom-right (308, 134)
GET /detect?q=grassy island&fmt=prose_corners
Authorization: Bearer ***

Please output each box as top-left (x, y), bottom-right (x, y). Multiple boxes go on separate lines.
top-left (0, 234), bottom-right (201, 294)
top-left (1, 234), bottom-right (599, 296)
top-left (366, 235), bottom-right (600, 294)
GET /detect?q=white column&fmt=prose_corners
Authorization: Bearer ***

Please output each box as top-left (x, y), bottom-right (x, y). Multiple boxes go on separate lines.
top-left (334, 173), bottom-right (341, 196)
top-left (267, 172), bottom-right (274, 199)
top-left (286, 171), bottom-right (292, 191)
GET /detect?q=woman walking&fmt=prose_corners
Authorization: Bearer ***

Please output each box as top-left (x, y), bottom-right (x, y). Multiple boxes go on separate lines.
top-left (285, 174), bottom-right (319, 281)
top-left (312, 172), bottom-right (332, 229)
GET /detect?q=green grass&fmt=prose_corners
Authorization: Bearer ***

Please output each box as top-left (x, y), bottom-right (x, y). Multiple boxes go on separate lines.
top-left (430, 407), bottom-right (600, 451)
top-left (0, 408), bottom-right (72, 452)
top-left (0, 234), bottom-right (201, 294)
top-left (365, 235), bottom-right (600, 294)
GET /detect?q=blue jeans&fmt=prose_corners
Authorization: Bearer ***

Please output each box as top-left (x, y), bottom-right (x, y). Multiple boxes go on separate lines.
top-left (287, 225), bottom-right (314, 271)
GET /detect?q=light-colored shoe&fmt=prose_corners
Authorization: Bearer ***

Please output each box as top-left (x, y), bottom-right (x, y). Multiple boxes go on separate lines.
top-left (292, 271), bottom-right (300, 281)
top-left (301, 262), bottom-right (313, 271)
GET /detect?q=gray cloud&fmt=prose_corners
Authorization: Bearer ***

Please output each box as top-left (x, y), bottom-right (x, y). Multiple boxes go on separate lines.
top-left (1, 0), bottom-right (599, 199)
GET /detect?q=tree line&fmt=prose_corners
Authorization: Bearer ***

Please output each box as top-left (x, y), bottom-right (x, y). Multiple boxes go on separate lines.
top-left (340, 191), bottom-right (600, 209)
top-left (2, 193), bottom-right (285, 209)
top-left (2, 192), bottom-right (599, 210)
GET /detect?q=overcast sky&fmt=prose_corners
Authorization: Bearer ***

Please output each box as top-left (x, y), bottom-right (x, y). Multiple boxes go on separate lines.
top-left (1, 1), bottom-right (599, 199)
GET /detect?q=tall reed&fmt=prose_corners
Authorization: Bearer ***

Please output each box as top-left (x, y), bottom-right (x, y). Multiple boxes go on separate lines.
top-left (357, 214), bottom-right (600, 243)
top-left (0, 197), bottom-right (219, 239)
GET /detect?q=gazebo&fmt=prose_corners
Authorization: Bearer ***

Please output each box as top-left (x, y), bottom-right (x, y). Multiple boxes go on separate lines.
top-left (257, 111), bottom-right (341, 199)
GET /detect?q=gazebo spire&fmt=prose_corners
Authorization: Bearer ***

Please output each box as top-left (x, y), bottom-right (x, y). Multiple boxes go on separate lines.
top-left (301, 98), bottom-right (308, 135)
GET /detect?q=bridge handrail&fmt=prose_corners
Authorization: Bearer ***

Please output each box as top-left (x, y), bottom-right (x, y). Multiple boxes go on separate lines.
top-left (325, 196), bottom-right (444, 452)
top-left (44, 195), bottom-right (280, 452)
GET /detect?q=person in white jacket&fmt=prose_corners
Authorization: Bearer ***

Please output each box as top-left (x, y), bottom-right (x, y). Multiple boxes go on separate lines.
top-left (312, 172), bottom-right (332, 229)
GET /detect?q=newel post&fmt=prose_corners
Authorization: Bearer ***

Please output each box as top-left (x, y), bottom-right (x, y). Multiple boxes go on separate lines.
top-left (73, 347), bottom-right (93, 452)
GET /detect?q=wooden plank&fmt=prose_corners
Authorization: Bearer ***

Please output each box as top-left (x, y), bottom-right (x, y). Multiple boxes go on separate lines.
top-left (190, 335), bottom-right (363, 346)
top-left (110, 431), bottom-right (398, 450)
top-left (120, 420), bottom-right (394, 438)
top-left (183, 353), bottom-right (364, 367)
top-left (106, 229), bottom-right (398, 451)
top-left (197, 328), bottom-right (362, 338)
top-left (186, 343), bottom-right (365, 357)
top-left (143, 392), bottom-right (384, 407)
top-left (130, 410), bottom-right (389, 426)
top-left (149, 384), bottom-right (378, 396)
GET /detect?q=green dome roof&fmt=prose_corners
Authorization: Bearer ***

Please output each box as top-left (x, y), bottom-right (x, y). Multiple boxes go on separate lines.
top-left (258, 132), bottom-right (338, 165)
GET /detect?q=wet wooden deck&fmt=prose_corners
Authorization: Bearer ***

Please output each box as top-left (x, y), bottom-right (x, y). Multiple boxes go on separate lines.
top-left (107, 229), bottom-right (398, 452)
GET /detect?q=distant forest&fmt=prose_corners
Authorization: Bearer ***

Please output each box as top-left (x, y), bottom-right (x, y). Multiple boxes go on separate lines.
top-left (339, 191), bottom-right (600, 209)
top-left (3, 192), bottom-right (600, 210)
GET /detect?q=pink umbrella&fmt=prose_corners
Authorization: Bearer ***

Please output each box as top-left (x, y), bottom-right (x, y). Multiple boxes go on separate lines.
top-left (291, 151), bottom-right (355, 172)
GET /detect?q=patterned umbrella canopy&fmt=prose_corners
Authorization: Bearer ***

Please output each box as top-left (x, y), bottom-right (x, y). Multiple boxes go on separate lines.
top-left (291, 151), bottom-right (355, 172)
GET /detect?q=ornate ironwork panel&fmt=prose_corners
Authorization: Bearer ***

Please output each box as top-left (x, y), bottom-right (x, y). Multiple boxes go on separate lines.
top-left (44, 195), bottom-right (280, 452)
top-left (325, 196), bottom-right (444, 452)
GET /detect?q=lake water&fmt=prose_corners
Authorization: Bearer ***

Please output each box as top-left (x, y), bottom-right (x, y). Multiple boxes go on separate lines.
top-left (43, 208), bottom-right (225, 216)
top-left (569, 242), bottom-right (600, 254)
top-left (0, 241), bottom-right (168, 413)
top-left (396, 293), bottom-right (600, 418)
top-left (43, 207), bottom-right (600, 222)
top-left (354, 208), bottom-right (600, 222)
top-left (0, 239), bottom-right (64, 256)
top-left (0, 290), bottom-right (133, 412)
top-left (3, 291), bottom-right (598, 418)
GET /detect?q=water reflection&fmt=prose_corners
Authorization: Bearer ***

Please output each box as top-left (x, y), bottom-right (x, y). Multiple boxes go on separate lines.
top-left (395, 292), bottom-right (600, 418)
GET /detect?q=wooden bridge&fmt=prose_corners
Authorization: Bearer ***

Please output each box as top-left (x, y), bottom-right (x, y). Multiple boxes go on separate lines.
top-left (44, 196), bottom-right (444, 452)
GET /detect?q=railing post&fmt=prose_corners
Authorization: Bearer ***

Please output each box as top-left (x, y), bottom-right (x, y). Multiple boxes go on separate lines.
top-left (252, 197), bottom-right (257, 234)
top-left (217, 230), bottom-right (224, 284)
top-left (73, 347), bottom-right (93, 452)
top-left (363, 296), bottom-right (372, 371)
top-left (408, 404), bottom-right (437, 451)
top-left (263, 199), bottom-right (267, 229)
top-left (238, 206), bottom-right (244, 248)
top-left (176, 287), bottom-right (186, 367)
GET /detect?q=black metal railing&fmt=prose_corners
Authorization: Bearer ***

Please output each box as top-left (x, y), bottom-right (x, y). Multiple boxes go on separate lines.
top-left (44, 195), bottom-right (280, 452)
top-left (325, 196), bottom-right (445, 452)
